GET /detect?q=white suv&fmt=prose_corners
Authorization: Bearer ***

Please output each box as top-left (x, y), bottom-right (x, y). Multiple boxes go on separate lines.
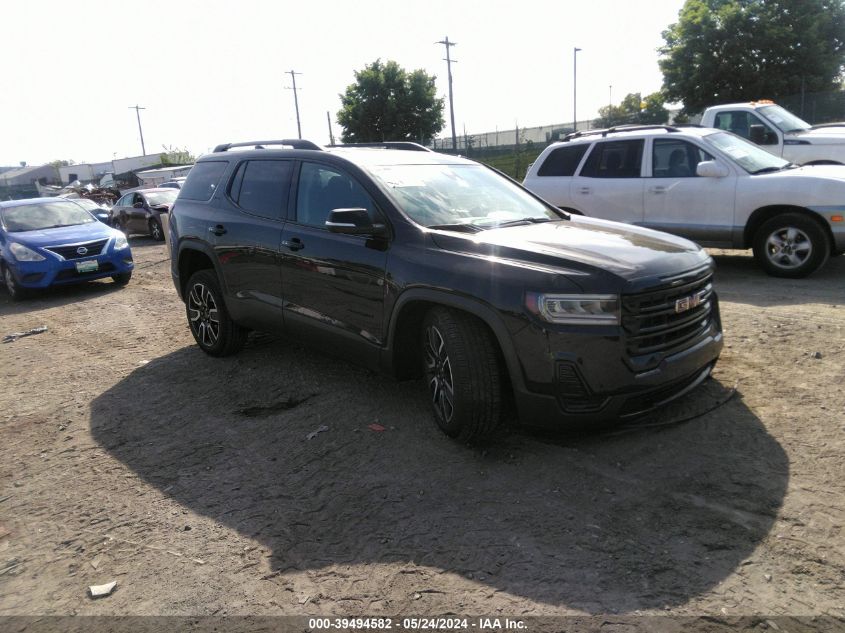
top-left (523, 125), bottom-right (845, 278)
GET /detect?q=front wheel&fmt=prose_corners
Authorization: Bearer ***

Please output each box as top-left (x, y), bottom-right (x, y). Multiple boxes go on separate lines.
top-left (111, 272), bottom-right (132, 286)
top-left (3, 265), bottom-right (29, 301)
top-left (752, 213), bottom-right (830, 278)
top-left (185, 270), bottom-right (247, 356)
top-left (149, 219), bottom-right (164, 241)
top-left (421, 307), bottom-right (503, 442)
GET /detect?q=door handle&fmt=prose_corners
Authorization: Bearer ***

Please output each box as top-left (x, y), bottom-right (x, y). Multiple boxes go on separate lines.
top-left (577, 187), bottom-right (592, 194)
top-left (649, 186), bottom-right (667, 194)
top-left (208, 224), bottom-right (227, 236)
top-left (282, 238), bottom-right (304, 251)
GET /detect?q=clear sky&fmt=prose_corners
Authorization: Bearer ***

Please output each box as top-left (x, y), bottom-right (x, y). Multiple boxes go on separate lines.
top-left (0, 0), bottom-right (686, 166)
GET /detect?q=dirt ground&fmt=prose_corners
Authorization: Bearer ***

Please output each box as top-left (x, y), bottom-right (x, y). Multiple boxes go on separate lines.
top-left (1, 238), bottom-right (844, 618)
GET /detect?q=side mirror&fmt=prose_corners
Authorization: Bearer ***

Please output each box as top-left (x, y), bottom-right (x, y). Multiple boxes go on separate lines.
top-left (696, 161), bottom-right (730, 178)
top-left (133, 201), bottom-right (144, 209)
top-left (325, 208), bottom-right (386, 236)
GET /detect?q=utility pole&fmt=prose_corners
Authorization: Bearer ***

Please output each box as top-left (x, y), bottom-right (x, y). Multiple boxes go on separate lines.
top-left (437, 36), bottom-right (458, 151)
top-left (285, 70), bottom-right (303, 139)
top-left (573, 47), bottom-right (581, 132)
top-left (128, 105), bottom-right (146, 155)
top-left (326, 111), bottom-right (335, 146)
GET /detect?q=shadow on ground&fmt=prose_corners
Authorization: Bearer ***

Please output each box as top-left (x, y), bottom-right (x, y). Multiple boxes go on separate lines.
top-left (710, 250), bottom-right (845, 307)
top-left (90, 337), bottom-right (788, 613)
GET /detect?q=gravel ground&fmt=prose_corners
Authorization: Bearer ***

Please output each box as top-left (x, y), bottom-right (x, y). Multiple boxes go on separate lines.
top-left (1, 239), bottom-right (843, 618)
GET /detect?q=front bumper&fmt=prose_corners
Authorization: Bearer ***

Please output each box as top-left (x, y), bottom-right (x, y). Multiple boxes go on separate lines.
top-left (511, 296), bottom-right (724, 430)
top-left (8, 245), bottom-right (134, 289)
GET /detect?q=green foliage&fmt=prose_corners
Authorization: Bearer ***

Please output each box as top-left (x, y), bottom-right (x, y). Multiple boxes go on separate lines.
top-left (161, 146), bottom-right (196, 166)
top-left (48, 159), bottom-right (75, 168)
top-left (337, 60), bottom-right (445, 143)
top-left (659, 0), bottom-right (845, 114)
top-left (594, 92), bottom-right (670, 127)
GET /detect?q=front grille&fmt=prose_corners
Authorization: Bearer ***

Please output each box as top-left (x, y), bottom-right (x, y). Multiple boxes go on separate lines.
top-left (55, 262), bottom-right (115, 280)
top-left (45, 239), bottom-right (108, 260)
top-left (622, 268), bottom-right (714, 358)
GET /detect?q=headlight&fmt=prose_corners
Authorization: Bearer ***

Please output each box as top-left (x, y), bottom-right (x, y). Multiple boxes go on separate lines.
top-left (113, 234), bottom-right (129, 251)
top-left (526, 292), bottom-right (620, 325)
top-left (9, 242), bottom-right (46, 262)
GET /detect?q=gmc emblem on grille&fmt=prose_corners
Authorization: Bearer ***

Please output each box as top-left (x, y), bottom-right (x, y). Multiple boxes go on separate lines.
top-left (76, 246), bottom-right (88, 255)
top-left (675, 289), bottom-right (706, 314)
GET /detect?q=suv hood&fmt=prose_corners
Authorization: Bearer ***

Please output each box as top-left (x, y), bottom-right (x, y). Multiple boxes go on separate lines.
top-left (763, 164), bottom-right (845, 182)
top-left (429, 215), bottom-right (710, 283)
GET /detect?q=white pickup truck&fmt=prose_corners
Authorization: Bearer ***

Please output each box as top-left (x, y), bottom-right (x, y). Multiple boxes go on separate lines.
top-left (700, 102), bottom-right (845, 165)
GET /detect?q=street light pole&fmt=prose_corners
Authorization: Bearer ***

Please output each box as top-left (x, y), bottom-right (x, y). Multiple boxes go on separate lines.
top-left (128, 105), bottom-right (146, 156)
top-left (573, 47), bottom-right (581, 132)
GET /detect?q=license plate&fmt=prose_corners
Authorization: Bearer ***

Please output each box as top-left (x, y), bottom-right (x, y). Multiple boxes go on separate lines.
top-left (75, 260), bottom-right (99, 273)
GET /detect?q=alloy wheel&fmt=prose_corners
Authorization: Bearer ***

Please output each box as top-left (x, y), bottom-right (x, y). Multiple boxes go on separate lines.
top-left (423, 324), bottom-right (455, 423)
top-left (188, 282), bottom-right (220, 348)
top-left (765, 226), bottom-right (812, 270)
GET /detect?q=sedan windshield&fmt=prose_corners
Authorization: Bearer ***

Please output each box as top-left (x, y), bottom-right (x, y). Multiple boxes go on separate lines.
top-left (704, 131), bottom-right (791, 174)
top-left (758, 105), bottom-right (812, 133)
top-left (1, 201), bottom-right (97, 232)
top-left (145, 190), bottom-right (178, 206)
top-left (367, 163), bottom-right (561, 229)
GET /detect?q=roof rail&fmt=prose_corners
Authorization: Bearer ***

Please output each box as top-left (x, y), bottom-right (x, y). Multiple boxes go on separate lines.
top-left (330, 142), bottom-right (432, 152)
top-left (212, 139), bottom-right (323, 152)
top-left (562, 125), bottom-right (681, 142)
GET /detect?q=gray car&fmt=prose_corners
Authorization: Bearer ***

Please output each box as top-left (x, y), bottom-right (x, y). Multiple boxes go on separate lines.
top-left (111, 188), bottom-right (178, 241)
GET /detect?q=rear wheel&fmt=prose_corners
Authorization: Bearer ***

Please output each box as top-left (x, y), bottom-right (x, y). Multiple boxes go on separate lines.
top-left (149, 219), bottom-right (164, 241)
top-left (185, 269), bottom-right (247, 356)
top-left (752, 213), bottom-right (830, 278)
top-left (421, 307), bottom-right (503, 442)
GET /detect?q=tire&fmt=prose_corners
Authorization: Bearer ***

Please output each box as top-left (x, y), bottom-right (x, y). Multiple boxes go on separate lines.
top-left (149, 218), bottom-right (164, 241)
top-left (3, 264), bottom-right (29, 301)
top-left (752, 213), bottom-right (830, 278)
top-left (185, 269), bottom-right (247, 356)
top-left (111, 272), bottom-right (132, 286)
top-left (421, 307), bottom-right (503, 442)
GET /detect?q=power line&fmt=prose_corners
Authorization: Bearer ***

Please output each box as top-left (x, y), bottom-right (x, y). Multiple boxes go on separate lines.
top-left (436, 36), bottom-right (458, 151)
top-left (285, 70), bottom-right (303, 139)
top-left (128, 105), bottom-right (146, 156)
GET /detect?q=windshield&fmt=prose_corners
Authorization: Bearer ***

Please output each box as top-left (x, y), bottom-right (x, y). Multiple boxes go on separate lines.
top-left (704, 131), bottom-right (790, 174)
top-left (758, 105), bottom-right (812, 133)
top-left (145, 190), bottom-right (178, 206)
top-left (1, 201), bottom-right (97, 232)
top-left (367, 163), bottom-right (560, 229)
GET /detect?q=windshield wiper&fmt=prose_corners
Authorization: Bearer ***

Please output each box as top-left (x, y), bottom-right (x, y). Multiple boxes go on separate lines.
top-left (427, 223), bottom-right (484, 233)
top-left (486, 217), bottom-right (554, 229)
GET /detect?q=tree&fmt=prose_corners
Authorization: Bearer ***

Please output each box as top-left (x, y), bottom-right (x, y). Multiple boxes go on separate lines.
top-left (659, 0), bottom-right (845, 115)
top-left (337, 60), bottom-right (445, 143)
top-left (161, 145), bottom-right (196, 166)
top-left (594, 92), bottom-right (670, 127)
top-left (48, 159), bottom-right (75, 168)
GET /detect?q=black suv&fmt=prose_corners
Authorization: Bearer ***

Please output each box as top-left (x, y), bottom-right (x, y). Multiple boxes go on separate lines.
top-left (169, 140), bottom-right (723, 441)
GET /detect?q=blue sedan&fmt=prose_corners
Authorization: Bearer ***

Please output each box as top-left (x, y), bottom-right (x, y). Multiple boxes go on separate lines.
top-left (0, 197), bottom-right (134, 300)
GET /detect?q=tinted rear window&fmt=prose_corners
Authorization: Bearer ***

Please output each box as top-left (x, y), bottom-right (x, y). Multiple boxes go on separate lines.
top-left (580, 139), bottom-right (644, 178)
top-left (537, 144), bottom-right (589, 177)
top-left (230, 160), bottom-right (292, 219)
top-left (180, 162), bottom-right (227, 201)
